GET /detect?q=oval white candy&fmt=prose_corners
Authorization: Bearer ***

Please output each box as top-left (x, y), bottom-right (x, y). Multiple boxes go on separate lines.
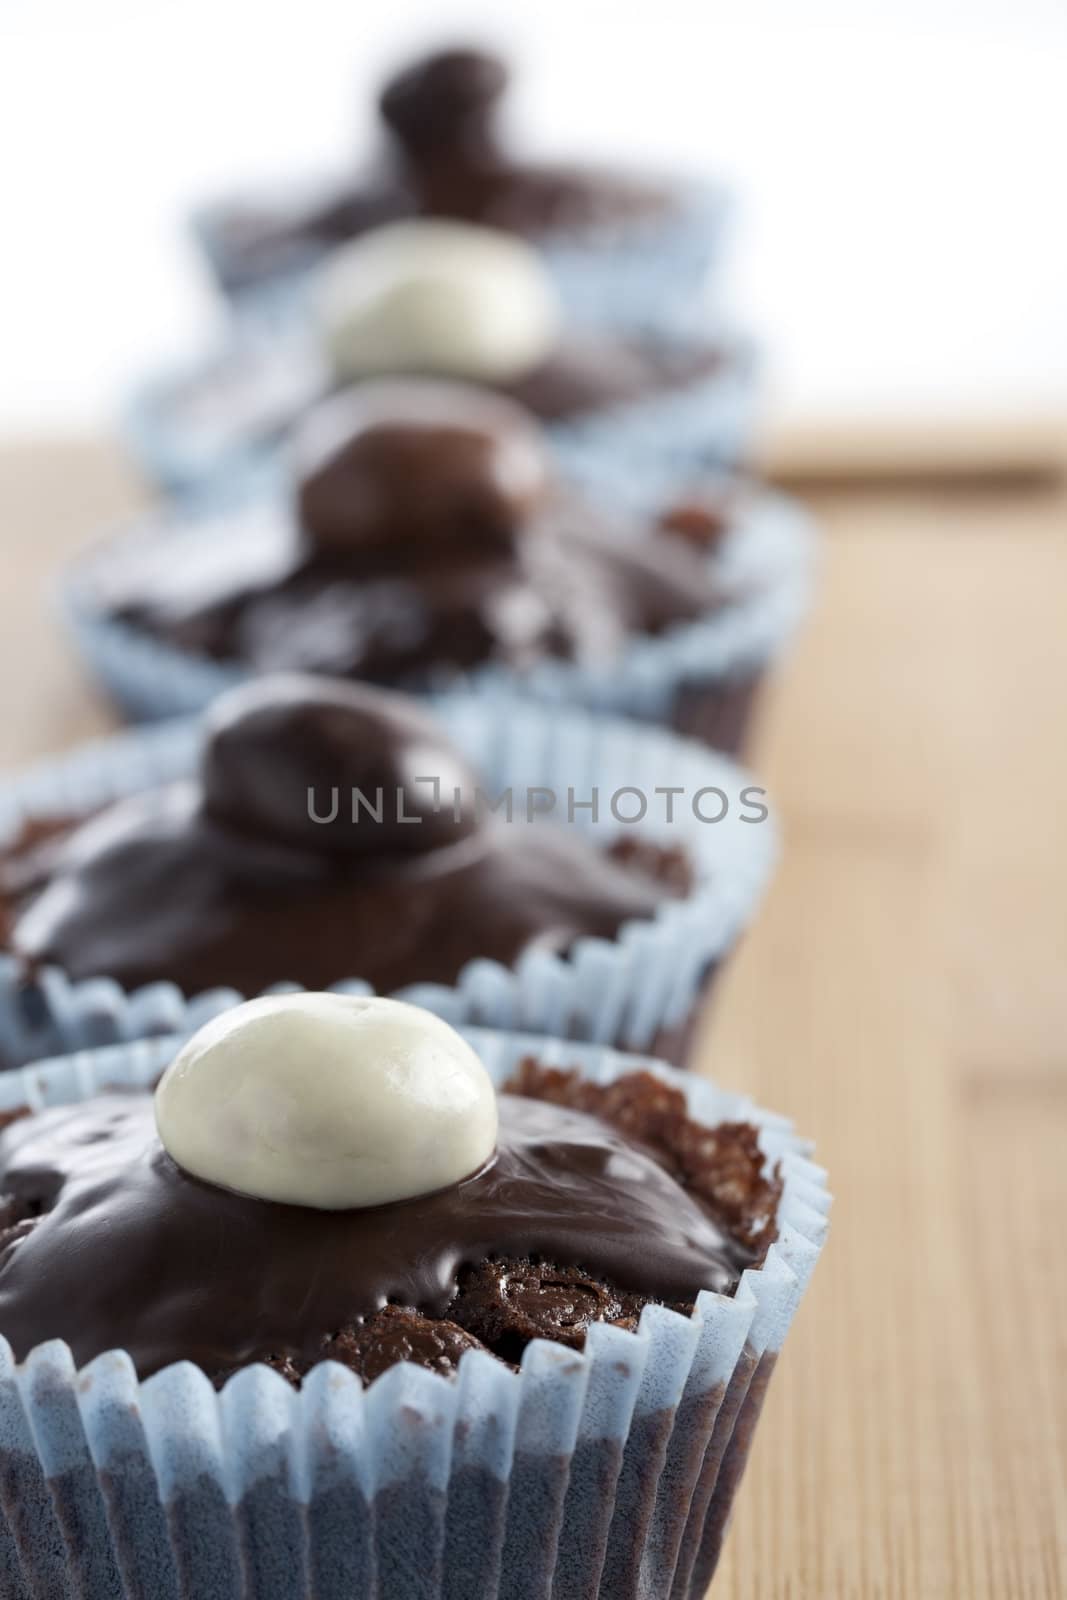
top-left (315, 219), bottom-right (560, 383)
top-left (154, 994), bottom-right (498, 1210)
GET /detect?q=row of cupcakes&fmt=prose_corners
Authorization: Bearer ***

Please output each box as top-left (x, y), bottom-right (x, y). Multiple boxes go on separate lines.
top-left (0, 668), bottom-right (813, 1591)
top-left (0, 46), bottom-right (829, 1598)
top-left (69, 46), bottom-right (810, 746)
top-left (22, 43), bottom-right (803, 1073)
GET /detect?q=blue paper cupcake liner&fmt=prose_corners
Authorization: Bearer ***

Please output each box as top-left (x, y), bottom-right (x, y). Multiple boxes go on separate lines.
top-left (536, 182), bottom-right (735, 335)
top-left (192, 179), bottom-right (733, 338)
top-left (123, 324), bottom-right (760, 501)
top-left (61, 489), bottom-right (815, 733)
top-left (0, 697), bottom-right (777, 1071)
top-left (0, 1027), bottom-right (829, 1600)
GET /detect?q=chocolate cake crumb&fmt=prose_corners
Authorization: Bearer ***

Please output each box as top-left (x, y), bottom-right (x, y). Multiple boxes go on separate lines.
top-left (449, 1257), bottom-right (689, 1361)
top-left (505, 1058), bottom-right (782, 1256)
top-left (320, 1306), bottom-right (489, 1383)
top-left (214, 1305), bottom-right (491, 1389)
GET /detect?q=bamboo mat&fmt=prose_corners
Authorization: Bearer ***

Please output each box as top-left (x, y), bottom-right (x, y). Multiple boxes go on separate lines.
top-left (1, 439), bottom-right (1065, 1598)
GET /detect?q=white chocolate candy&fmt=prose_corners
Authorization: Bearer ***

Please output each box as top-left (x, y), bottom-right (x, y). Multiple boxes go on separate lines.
top-left (315, 219), bottom-right (560, 384)
top-left (154, 994), bottom-right (498, 1210)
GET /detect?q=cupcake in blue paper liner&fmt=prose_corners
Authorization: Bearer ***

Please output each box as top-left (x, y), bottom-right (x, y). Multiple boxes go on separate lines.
top-left (0, 679), bottom-right (777, 1073)
top-left (125, 212), bottom-right (757, 501)
top-left (0, 1003), bottom-right (829, 1599)
top-left (192, 44), bottom-right (732, 338)
top-left (72, 378), bottom-right (810, 748)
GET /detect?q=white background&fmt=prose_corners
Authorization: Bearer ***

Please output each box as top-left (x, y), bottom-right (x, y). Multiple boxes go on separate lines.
top-left (2, 0), bottom-right (1066, 432)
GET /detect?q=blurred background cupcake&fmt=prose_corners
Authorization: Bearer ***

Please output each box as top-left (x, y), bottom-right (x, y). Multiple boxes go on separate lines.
top-left (190, 44), bottom-right (733, 335)
top-left (0, 678), bottom-right (777, 1067)
top-left (124, 216), bottom-right (757, 501)
top-left (67, 378), bottom-right (813, 748)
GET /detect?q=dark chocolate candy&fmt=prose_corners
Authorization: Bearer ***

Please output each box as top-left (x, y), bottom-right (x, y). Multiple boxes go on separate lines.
top-left (378, 47), bottom-right (508, 169)
top-left (200, 674), bottom-right (480, 855)
top-left (293, 379), bottom-right (550, 554)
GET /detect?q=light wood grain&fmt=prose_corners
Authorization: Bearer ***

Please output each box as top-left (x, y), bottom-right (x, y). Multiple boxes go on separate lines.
top-left (0, 442), bottom-right (1064, 1597)
top-left (708, 480), bottom-right (1067, 1599)
top-left (761, 414), bottom-right (1067, 490)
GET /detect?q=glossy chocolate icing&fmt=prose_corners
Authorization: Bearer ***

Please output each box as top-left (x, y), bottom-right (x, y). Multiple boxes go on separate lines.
top-left (4, 676), bottom-right (688, 996)
top-left (103, 380), bottom-right (722, 683)
top-left (0, 1089), bottom-right (755, 1377)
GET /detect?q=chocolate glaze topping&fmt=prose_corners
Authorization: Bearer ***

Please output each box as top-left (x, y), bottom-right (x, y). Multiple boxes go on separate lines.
top-left (0, 1088), bottom-right (760, 1378)
top-left (102, 380), bottom-right (722, 684)
top-left (4, 676), bottom-right (690, 996)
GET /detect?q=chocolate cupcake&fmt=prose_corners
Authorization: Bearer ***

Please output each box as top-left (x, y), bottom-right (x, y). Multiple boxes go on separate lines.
top-left (191, 45), bottom-right (730, 333)
top-left (126, 215), bottom-right (755, 500)
top-left (0, 680), bottom-right (778, 1070)
top-left (111, 380), bottom-right (729, 678)
top-left (74, 379), bottom-right (811, 748)
top-left (0, 1004), bottom-right (829, 1599)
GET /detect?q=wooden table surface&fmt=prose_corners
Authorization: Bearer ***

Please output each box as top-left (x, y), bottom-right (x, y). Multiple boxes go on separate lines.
top-left (1, 441), bottom-right (1065, 1597)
